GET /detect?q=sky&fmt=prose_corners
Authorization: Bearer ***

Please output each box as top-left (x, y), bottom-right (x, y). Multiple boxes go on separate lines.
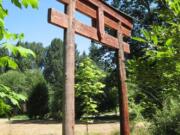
top-left (3, 0), bottom-right (92, 54)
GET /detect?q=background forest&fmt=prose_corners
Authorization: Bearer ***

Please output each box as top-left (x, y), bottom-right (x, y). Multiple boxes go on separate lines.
top-left (0, 0), bottom-right (179, 135)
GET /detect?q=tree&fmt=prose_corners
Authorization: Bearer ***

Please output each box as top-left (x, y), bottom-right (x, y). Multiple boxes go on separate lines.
top-left (27, 81), bottom-right (49, 119)
top-left (43, 38), bottom-right (81, 120)
top-left (0, 69), bottom-right (47, 115)
top-left (89, 42), bottom-right (119, 113)
top-left (0, 69), bottom-right (46, 96)
top-left (16, 41), bottom-right (46, 71)
top-left (0, 0), bottom-right (39, 116)
top-left (43, 38), bottom-right (64, 120)
top-left (129, 0), bottom-right (180, 117)
top-left (89, 0), bottom-right (180, 119)
top-left (75, 57), bottom-right (105, 127)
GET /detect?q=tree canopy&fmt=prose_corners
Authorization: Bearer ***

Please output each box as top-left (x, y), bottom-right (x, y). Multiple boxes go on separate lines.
top-left (0, 0), bottom-right (39, 116)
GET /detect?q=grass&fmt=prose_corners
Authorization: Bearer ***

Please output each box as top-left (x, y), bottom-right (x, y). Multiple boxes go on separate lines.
top-left (130, 121), bottom-right (152, 135)
top-left (1, 114), bottom-right (152, 135)
top-left (11, 115), bottom-right (29, 120)
top-left (0, 118), bottom-right (120, 135)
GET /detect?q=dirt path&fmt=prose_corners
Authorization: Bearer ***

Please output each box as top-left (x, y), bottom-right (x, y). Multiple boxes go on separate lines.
top-left (0, 119), bottom-right (119, 135)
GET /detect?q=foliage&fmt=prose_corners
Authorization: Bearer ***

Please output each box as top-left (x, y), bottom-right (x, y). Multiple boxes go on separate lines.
top-left (27, 81), bottom-right (49, 119)
top-left (0, 84), bottom-right (26, 116)
top-left (0, 0), bottom-right (39, 62)
top-left (0, 69), bottom-right (46, 116)
top-left (0, 0), bottom-right (39, 116)
top-left (11, 115), bottom-right (29, 120)
top-left (44, 39), bottom-right (64, 86)
top-left (24, 69), bottom-right (46, 95)
top-left (0, 70), bottom-right (27, 94)
top-left (0, 69), bottom-right (44, 96)
top-left (89, 0), bottom-right (165, 114)
top-left (129, 0), bottom-right (180, 118)
top-left (0, 43), bottom-right (35, 71)
top-left (89, 43), bottom-right (119, 113)
top-left (15, 41), bottom-right (46, 71)
top-left (90, 2), bottom-right (180, 134)
top-left (75, 57), bottom-right (106, 120)
top-left (152, 98), bottom-right (180, 135)
top-left (0, 99), bottom-right (11, 116)
top-left (43, 38), bottom-right (64, 120)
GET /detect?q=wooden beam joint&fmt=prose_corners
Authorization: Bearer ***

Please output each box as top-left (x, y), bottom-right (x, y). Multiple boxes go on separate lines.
top-left (48, 8), bottom-right (130, 53)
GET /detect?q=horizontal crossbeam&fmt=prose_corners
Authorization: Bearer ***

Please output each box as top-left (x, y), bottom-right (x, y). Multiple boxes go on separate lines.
top-left (58, 0), bottom-right (132, 37)
top-left (48, 8), bottom-right (130, 53)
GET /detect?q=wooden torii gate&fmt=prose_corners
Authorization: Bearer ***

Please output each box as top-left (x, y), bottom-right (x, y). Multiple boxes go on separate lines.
top-left (48, 0), bottom-right (133, 135)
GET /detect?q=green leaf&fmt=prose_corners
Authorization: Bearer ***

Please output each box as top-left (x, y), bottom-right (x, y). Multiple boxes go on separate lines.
top-left (2, 43), bottom-right (18, 55)
top-left (22, 0), bottom-right (39, 9)
top-left (156, 49), bottom-right (173, 58)
top-left (16, 46), bottom-right (36, 58)
top-left (0, 18), bottom-right (4, 27)
top-left (22, 0), bottom-right (29, 8)
top-left (0, 28), bottom-right (3, 40)
top-left (4, 31), bottom-right (11, 40)
top-left (2, 43), bottom-right (36, 58)
top-left (16, 94), bottom-right (27, 101)
top-left (0, 5), bottom-right (8, 19)
top-left (0, 56), bottom-right (18, 69)
top-left (9, 97), bottom-right (19, 106)
top-left (165, 39), bottom-right (173, 47)
top-left (0, 84), bottom-right (27, 108)
top-left (3, 32), bottom-right (24, 40)
top-left (132, 37), bottom-right (147, 43)
top-left (29, 0), bottom-right (39, 8)
top-left (11, 0), bottom-right (22, 8)
top-left (152, 35), bottom-right (158, 45)
top-left (0, 92), bottom-right (6, 98)
top-left (141, 29), bottom-right (150, 40)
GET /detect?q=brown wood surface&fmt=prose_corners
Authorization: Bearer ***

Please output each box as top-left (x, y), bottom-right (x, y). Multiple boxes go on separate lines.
top-left (97, 7), bottom-right (105, 41)
top-left (117, 22), bottom-right (130, 135)
top-left (58, 0), bottom-right (132, 37)
top-left (48, 8), bottom-right (130, 53)
top-left (87, 0), bottom-right (132, 28)
top-left (63, 1), bottom-right (76, 135)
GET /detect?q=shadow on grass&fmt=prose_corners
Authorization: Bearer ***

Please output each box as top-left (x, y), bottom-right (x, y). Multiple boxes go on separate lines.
top-left (10, 120), bottom-right (61, 124)
top-left (77, 114), bottom-right (120, 124)
top-left (10, 114), bottom-right (120, 125)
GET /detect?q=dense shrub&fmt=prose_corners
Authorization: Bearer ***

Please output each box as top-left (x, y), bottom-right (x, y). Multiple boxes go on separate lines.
top-left (0, 70), bottom-right (47, 115)
top-left (0, 70), bottom-right (46, 97)
top-left (27, 82), bottom-right (49, 119)
top-left (152, 99), bottom-right (180, 135)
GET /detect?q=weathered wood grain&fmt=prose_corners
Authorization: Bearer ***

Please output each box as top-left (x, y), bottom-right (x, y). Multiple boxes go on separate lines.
top-left (62, 1), bottom-right (76, 135)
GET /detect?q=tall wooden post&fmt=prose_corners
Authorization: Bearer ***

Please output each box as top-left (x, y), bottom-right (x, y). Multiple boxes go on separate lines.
top-left (63, 1), bottom-right (76, 135)
top-left (117, 22), bottom-right (130, 135)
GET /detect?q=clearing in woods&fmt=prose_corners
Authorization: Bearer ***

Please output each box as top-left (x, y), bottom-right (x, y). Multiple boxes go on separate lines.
top-left (0, 119), bottom-right (119, 135)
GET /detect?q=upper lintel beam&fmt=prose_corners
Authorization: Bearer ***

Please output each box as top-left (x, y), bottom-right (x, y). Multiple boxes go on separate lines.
top-left (57, 0), bottom-right (132, 37)
top-left (48, 8), bottom-right (130, 53)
